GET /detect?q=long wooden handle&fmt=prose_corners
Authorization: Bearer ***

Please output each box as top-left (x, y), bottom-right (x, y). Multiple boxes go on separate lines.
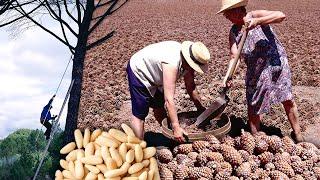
top-left (224, 26), bottom-right (249, 82)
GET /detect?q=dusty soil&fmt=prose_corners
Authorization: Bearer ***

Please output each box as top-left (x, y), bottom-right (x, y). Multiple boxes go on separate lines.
top-left (78, 0), bottom-right (320, 139)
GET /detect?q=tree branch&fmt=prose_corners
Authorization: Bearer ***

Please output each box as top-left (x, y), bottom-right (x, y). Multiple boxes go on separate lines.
top-left (57, 0), bottom-right (75, 54)
top-left (14, 1), bottom-right (75, 51)
top-left (0, 0), bottom-right (42, 28)
top-left (63, 0), bottom-right (78, 24)
top-left (75, 0), bottom-right (81, 25)
top-left (86, 30), bottom-right (115, 50)
top-left (89, 0), bottom-right (126, 34)
top-left (96, 0), bottom-right (113, 8)
top-left (42, 0), bottom-right (78, 37)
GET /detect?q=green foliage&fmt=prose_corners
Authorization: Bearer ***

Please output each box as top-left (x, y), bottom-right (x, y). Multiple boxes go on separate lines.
top-left (0, 128), bottom-right (64, 179)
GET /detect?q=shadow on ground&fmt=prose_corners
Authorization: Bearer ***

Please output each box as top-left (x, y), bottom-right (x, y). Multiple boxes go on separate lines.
top-left (228, 115), bottom-right (284, 138)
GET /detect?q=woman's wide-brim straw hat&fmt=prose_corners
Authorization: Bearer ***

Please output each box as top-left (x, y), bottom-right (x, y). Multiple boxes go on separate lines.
top-left (216, 0), bottom-right (248, 14)
top-left (181, 41), bottom-right (210, 74)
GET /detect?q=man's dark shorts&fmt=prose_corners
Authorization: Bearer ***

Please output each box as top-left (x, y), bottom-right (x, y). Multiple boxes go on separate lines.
top-left (127, 62), bottom-right (165, 120)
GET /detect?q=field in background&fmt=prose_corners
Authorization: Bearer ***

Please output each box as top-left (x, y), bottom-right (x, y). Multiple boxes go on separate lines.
top-left (79, 0), bottom-right (320, 138)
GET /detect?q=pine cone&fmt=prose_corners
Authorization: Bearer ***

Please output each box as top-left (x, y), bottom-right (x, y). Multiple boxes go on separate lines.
top-left (176, 154), bottom-right (188, 164)
top-left (281, 152), bottom-right (291, 163)
top-left (292, 174), bottom-right (305, 180)
top-left (160, 166), bottom-right (173, 180)
top-left (167, 161), bottom-right (178, 174)
top-left (255, 137), bottom-right (269, 154)
top-left (229, 176), bottom-right (240, 180)
top-left (267, 135), bottom-right (283, 153)
top-left (273, 153), bottom-right (285, 162)
top-left (204, 134), bottom-right (220, 144)
top-left (175, 164), bottom-right (189, 180)
top-left (236, 162), bottom-right (251, 179)
top-left (238, 150), bottom-right (250, 162)
top-left (252, 168), bottom-right (269, 179)
top-left (219, 144), bottom-right (243, 166)
top-left (188, 167), bottom-right (213, 179)
top-left (214, 170), bottom-right (231, 180)
top-left (274, 160), bottom-right (295, 177)
top-left (304, 160), bottom-right (314, 171)
top-left (240, 129), bottom-right (255, 154)
top-left (206, 161), bottom-right (218, 173)
top-left (192, 141), bottom-right (209, 152)
top-left (302, 170), bottom-right (317, 179)
top-left (301, 149), bottom-right (316, 161)
top-left (176, 144), bottom-right (193, 155)
top-left (265, 162), bottom-right (276, 171)
top-left (208, 143), bottom-right (221, 152)
top-left (177, 155), bottom-right (194, 167)
top-left (291, 145), bottom-right (303, 156)
top-left (157, 148), bottom-right (173, 163)
top-left (290, 155), bottom-right (302, 163)
top-left (298, 142), bottom-right (319, 152)
top-left (258, 151), bottom-right (274, 165)
top-left (313, 167), bottom-right (320, 179)
top-left (221, 135), bottom-right (235, 147)
top-left (269, 170), bottom-right (290, 180)
top-left (205, 152), bottom-right (224, 162)
top-left (234, 136), bottom-right (241, 150)
top-left (248, 155), bottom-right (261, 171)
top-left (291, 160), bottom-right (304, 174)
top-left (196, 152), bottom-right (208, 167)
top-left (282, 136), bottom-right (295, 154)
top-left (216, 161), bottom-right (232, 174)
top-left (187, 152), bottom-right (198, 161)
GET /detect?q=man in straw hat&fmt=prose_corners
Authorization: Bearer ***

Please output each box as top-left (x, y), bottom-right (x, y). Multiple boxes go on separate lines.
top-left (127, 41), bottom-right (210, 142)
top-left (217, 0), bottom-right (303, 142)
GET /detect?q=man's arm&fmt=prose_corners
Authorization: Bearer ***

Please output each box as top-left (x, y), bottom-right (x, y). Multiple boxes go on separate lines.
top-left (46, 95), bottom-right (56, 107)
top-left (183, 70), bottom-right (205, 112)
top-left (162, 63), bottom-right (186, 142)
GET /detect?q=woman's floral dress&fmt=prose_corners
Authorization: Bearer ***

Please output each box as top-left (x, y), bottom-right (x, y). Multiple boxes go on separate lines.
top-left (230, 24), bottom-right (293, 115)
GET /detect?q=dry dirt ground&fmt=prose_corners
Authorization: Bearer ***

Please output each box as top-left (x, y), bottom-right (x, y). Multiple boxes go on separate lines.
top-left (78, 0), bottom-right (320, 142)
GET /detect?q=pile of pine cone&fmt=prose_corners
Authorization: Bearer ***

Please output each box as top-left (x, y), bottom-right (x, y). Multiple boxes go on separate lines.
top-left (156, 130), bottom-right (320, 180)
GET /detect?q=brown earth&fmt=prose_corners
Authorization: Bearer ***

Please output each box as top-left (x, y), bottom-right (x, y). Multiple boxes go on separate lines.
top-left (78, 0), bottom-right (320, 139)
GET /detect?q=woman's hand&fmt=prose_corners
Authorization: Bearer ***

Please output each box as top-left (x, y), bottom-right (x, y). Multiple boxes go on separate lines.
top-left (243, 13), bottom-right (259, 30)
top-left (243, 10), bottom-right (286, 29)
top-left (172, 124), bottom-right (188, 143)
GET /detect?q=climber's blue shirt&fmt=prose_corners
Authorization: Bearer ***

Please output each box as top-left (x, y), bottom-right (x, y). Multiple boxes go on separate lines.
top-left (40, 99), bottom-right (53, 121)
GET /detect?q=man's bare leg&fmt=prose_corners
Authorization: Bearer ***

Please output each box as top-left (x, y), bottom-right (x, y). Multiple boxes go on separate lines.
top-left (130, 115), bottom-right (145, 139)
top-left (248, 105), bottom-right (262, 134)
top-left (282, 100), bottom-right (303, 142)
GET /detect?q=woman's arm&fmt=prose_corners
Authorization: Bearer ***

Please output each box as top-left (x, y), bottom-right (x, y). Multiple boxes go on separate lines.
top-left (245, 10), bottom-right (286, 29)
top-left (222, 31), bottom-right (240, 87)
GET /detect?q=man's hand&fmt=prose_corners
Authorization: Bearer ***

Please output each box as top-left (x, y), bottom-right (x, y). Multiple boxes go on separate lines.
top-left (172, 124), bottom-right (188, 143)
top-left (53, 115), bottom-right (58, 119)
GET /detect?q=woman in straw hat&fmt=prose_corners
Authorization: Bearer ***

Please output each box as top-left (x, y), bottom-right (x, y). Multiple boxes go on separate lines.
top-left (217, 0), bottom-right (303, 141)
top-left (127, 41), bottom-right (210, 143)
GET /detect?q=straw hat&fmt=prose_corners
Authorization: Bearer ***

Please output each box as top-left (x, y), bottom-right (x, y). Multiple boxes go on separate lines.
top-left (181, 41), bottom-right (210, 74)
top-left (216, 0), bottom-right (248, 14)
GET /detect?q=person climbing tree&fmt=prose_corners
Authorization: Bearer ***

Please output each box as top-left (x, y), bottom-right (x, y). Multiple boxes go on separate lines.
top-left (40, 95), bottom-right (57, 140)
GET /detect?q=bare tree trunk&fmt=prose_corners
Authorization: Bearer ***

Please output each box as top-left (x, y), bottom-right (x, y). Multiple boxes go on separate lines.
top-left (63, 1), bottom-right (94, 144)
